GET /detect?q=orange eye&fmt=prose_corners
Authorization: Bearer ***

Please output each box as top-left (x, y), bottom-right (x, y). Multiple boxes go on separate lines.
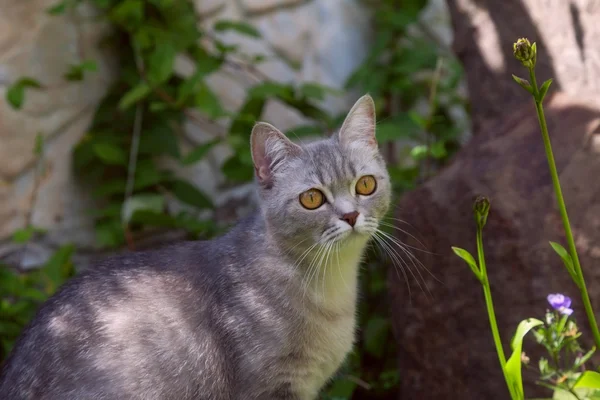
top-left (356, 175), bottom-right (377, 196)
top-left (299, 189), bottom-right (325, 210)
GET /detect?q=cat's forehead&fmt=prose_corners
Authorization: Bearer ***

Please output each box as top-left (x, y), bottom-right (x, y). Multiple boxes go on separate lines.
top-left (289, 137), bottom-right (376, 187)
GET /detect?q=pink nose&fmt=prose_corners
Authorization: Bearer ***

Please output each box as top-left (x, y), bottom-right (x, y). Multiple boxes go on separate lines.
top-left (341, 211), bottom-right (359, 227)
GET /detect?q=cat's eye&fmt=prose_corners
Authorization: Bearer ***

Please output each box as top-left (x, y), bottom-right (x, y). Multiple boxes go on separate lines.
top-left (355, 175), bottom-right (377, 196)
top-left (299, 189), bottom-right (325, 210)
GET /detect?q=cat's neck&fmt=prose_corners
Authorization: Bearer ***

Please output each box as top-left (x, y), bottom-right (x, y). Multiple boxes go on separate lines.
top-left (236, 212), bottom-right (368, 310)
top-left (296, 235), bottom-right (369, 312)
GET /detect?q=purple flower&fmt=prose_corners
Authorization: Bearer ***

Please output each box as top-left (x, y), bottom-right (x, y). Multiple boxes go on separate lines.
top-left (547, 293), bottom-right (574, 316)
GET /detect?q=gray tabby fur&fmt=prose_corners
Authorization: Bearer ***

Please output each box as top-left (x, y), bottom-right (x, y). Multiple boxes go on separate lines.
top-left (0, 94), bottom-right (391, 400)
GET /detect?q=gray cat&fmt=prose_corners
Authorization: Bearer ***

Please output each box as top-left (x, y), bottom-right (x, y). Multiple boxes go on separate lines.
top-left (0, 94), bottom-right (391, 400)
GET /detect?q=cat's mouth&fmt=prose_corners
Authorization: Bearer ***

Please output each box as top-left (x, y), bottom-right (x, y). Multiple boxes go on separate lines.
top-left (323, 225), bottom-right (375, 245)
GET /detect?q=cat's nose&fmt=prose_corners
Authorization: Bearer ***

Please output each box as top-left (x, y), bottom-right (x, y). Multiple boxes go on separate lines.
top-left (340, 211), bottom-right (359, 227)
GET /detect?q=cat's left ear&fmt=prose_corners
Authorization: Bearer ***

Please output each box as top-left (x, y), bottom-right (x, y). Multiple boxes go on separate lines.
top-left (251, 122), bottom-right (302, 187)
top-left (337, 94), bottom-right (377, 149)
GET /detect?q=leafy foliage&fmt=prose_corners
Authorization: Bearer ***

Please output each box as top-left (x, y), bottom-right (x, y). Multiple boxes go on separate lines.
top-left (0, 242), bottom-right (75, 359)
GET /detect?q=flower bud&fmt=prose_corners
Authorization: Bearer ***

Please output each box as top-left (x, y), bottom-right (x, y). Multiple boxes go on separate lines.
top-left (473, 196), bottom-right (491, 230)
top-left (513, 38), bottom-right (536, 68)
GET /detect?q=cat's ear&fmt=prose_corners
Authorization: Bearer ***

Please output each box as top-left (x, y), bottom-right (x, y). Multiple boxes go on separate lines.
top-left (251, 122), bottom-right (301, 187)
top-left (337, 94), bottom-right (377, 149)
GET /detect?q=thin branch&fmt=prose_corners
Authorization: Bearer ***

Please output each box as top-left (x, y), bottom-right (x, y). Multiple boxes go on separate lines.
top-left (422, 57), bottom-right (443, 181)
top-left (122, 49), bottom-right (146, 251)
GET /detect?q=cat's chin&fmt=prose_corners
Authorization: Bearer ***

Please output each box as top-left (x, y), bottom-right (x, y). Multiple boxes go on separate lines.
top-left (334, 228), bottom-right (373, 246)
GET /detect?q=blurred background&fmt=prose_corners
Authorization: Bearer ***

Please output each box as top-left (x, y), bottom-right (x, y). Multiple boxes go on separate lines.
top-left (1, 0), bottom-right (599, 399)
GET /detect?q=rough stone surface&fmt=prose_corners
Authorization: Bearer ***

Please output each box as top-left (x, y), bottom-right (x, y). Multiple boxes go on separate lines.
top-left (0, 0), bottom-right (114, 244)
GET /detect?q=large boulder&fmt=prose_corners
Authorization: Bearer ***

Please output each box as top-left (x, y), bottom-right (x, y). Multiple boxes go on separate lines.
top-left (389, 0), bottom-right (600, 397)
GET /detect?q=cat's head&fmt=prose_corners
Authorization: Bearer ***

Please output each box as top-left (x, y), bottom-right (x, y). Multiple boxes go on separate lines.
top-left (250, 94), bottom-right (391, 254)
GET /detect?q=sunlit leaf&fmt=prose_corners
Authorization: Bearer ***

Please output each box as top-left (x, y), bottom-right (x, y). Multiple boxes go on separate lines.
top-left (451, 246), bottom-right (480, 280)
top-left (575, 371), bottom-right (600, 389)
top-left (506, 318), bottom-right (544, 399)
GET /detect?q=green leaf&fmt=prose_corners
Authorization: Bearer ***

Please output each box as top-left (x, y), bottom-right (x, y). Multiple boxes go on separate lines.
top-left (12, 226), bottom-right (46, 244)
top-left (122, 194), bottom-right (165, 224)
top-left (506, 318), bottom-right (544, 400)
top-left (214, 20), bottom-right (261, 38)
top-left (326, 377), bottom-right (358, 398)
top-left (46, 1), bottom-right (68, 15)
top-left (176, 59), bottom-right (223, 106)
top-left (182, 139), bottom-right (221, 165)
top-left (41, 244), bottom-right (75, 293)
top-left (298, 83), bottom-right (340, 101)
top-left (134, 160), bottom-right (171, 189)
top-left (110, 0), bottom-right (144, 28)
top-left (574, 347), bottom-right (596, 369)
top-left (138, 119), bottom-right (180, 158)
top-left (538, 78), bottom-right (553, 102)
top-left (64, 60), bottom-right (97, 81)
top-left (222, 155), bottom-right (254, 182)
top-left (169, 180), bottom-right (213, 209)
top-left (93, 143), bottom-right (127, 165)
top-left (451, 246), bottom-right (481, 281)
top-left (249, 82), bottom-right (294, 100)
top-left (147, 41), bottom-right (177, 85)
top-left (6, 78), bottom-right (42, 109)
top-left (511, 74), bottom-right (534, 95)
top-left (278, 96), bottom-right (330, 124)
top-left (118, 82), bottom-right (151, 110)
top-left (195, 83), bottom-right (225, 118)
top-left (34, 133), bottom-right (45, 156)
top-left (410, 145), bottom-right (428, 160)
top-left (95, 220), bottom-right (125, 248)
top-left (549, 241), bottom-right (579, 287)
top-left (228, 96), bottom-right (266, 137)
top-left (430, 141), bottom-right (447, 159)
top-left (553, 387), bottom-right (600, 400)
top-left (375, 114), bottom-right (421, 143)
top-left (363, 317), bottom-right (390, 358)
top-left (575, 371), bottom-right (600, 389)
top-left (148, 0), bottom-right (174, 8)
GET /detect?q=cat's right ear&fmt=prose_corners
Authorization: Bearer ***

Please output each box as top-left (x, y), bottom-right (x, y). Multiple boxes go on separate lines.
top-left (251, 122), bottom-right (301, 187)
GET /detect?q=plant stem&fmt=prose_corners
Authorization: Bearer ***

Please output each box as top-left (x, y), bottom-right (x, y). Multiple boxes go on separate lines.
top-left (528, 67), bottom-right (600, 351)
top-left (477, 227), bottom-right (515, 399)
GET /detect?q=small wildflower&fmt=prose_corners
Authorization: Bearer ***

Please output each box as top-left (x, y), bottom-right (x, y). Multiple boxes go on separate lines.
top-left (547, 293), bottom-right (574, 316)
top-left (473, 196), bottom-right (491, 230)
top-left (513, 38), bottom-right (536, 68)
top-left (521, 351), bottom-right (530, 365)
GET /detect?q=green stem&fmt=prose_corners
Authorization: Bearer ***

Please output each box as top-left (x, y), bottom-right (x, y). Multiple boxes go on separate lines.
top-left (477, 227), bottom-right (515, 399)
top-left (528, 67), bottom-right (600, 351)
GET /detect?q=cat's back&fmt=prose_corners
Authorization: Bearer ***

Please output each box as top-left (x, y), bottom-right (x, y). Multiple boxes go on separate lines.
top-left (0, 237), bottom-right (239, 399)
